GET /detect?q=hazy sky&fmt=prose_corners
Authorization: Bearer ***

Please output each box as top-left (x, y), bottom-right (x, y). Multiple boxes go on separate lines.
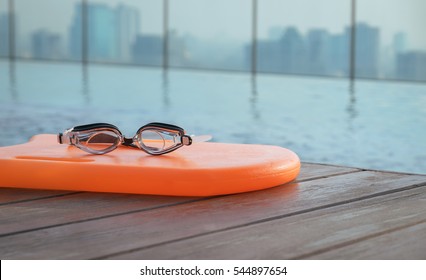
top-left (3, 0), bottom-right (426, 50)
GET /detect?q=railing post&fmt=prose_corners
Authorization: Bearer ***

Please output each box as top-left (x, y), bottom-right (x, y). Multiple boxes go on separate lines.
top-left (251, 0), bottom-right (257, 74)
top-left (8, 0), bottom-right (15, 60)
top-left (82, 0), bottom-right (88, 64)
top-left (349, 0), bottom-right (356, 80)
top-left (163, 0), bottom-right (169, 69)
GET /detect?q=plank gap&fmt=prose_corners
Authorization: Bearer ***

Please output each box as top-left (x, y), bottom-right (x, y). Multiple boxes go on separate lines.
top-left (0, 191), bottom-right (83, 206)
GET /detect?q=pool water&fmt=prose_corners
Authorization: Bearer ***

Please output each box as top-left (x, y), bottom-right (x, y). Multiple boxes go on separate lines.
top-left (1, 60), bottom-right (426, 174)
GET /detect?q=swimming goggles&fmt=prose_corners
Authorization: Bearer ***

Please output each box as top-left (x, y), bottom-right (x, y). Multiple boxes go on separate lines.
top-left (58, 122), bottom-right (212, 155)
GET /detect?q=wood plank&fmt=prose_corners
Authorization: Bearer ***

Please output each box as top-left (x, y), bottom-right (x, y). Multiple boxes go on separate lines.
top-left (297, 162), bottom-right (359, 181)
top-left (0, 187), bottom-right (76, 204)
top-left (0, 193), bottom-right (200, 236)
top-left (0, 162), bottom-right (356, 236)
top-left (114, 186), bottom-right (426, 259)
top-left (0, 170), bottom-right (425, 259)
top-left (308, 221), bottom-right (426, 259)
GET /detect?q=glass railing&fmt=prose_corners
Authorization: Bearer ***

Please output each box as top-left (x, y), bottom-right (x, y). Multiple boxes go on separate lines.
top-left (1, 0), bottom-right (425, 82)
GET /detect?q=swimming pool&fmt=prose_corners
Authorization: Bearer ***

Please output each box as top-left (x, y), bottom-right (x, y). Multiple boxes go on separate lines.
top-left (1, 60), bottom-right (425, 174)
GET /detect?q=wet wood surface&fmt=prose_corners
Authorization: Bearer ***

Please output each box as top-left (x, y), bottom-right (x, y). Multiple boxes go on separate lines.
top-left (1, 162), bottom-right (425, 259)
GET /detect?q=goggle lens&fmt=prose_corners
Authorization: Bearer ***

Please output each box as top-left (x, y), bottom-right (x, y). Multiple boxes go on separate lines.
top-left (140, 129), bottom-right (180, 154)
top-left (81, 131), bottom-right (120, 153)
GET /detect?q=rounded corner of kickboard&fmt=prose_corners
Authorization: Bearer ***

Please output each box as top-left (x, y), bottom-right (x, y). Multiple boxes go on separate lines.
top-left (0, 135), bottom-right (301, 196)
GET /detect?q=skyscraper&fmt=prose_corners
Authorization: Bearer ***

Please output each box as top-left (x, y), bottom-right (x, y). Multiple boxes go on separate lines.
top-left (354, 23), bottom-right (380, 78)
top-left (279, 26), bottom-right (307, 74)
top-left (256, 38), bottom-right (282, 73)
top-left (307, 29), bottom-right (332, 75)
top-left (31, 29), bottom-right (62, 59)
top-left (68, 3), bottom-right (82, 60)
top-left (68, 2), bottom-right (140, 62)
top-left (330, 32), bottom-right (349, 76)
top-left (132, 34), bottom-right (163, 65)
top-left (87, 3), bottom-right (117, 61)
top-left (397, 51), bottom-right (426, 81)
top-left (116, 4), bottom-right (139, 62)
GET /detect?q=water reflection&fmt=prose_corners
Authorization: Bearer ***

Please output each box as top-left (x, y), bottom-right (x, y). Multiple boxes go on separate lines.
top-left (250, 74), bottom-right (261, 121)
top-left (82, 64), bottom-right (90, 104)
top-left (8, 60), bottom-right (18, 101)
top-left (346, 80), bottom-right (358, 130)
top-left (162, 69), bottom-right (170, 110)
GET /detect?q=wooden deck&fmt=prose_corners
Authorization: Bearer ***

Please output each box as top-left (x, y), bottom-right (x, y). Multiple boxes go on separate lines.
top-left (1, 162), bottom-right (425, 259)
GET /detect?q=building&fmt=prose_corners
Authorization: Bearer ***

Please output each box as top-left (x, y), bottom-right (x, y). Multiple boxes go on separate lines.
top-left (306, 29), bottom-right (332, 75)
top-left (353, 23), bottom-right (380, 78)
top-left (256, 38), bottom-right (283, 73)
top-left (279, 26), bottom-right (307, 74)
top-left (330, 32), bottom-right (349, 76)
top-left (68, 2), bottom-right (140, 61)
top-left (116, 4), bottom-right (139, 62)
top-left (132, 35), bottom-right (163, 66)
top-left (397, 51), bottom-right (426, 81)
top-left (87, 3), bottom-right (118, 61)
top-left (256, 26), bottom-right (307, 74)
top-left (68, 3), bottom-right (83, 60)
top-left (31, 29), bottom-right (62, 59)
top-left (253, 26), bottom-right (350, 76)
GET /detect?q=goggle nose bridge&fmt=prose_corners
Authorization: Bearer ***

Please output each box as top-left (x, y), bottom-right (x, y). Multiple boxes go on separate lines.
top-left (123, 137), bottom-right (134, 146)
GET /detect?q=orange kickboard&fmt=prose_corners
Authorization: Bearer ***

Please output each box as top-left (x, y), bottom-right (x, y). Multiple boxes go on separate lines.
top-left (0, 134), bottom-right (300, 196)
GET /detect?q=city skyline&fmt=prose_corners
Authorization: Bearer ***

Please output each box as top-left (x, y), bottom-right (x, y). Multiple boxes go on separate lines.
top-left (1, 1), bottom-right (425, 81)
top-left (4, 0), bottom-right (426, 50)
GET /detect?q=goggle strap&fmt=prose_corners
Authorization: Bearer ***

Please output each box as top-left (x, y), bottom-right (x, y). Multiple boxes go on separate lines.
top-left (72, 123), bottom-right (121, 133)
top-left (183, 135), bottom-right (212, 145)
